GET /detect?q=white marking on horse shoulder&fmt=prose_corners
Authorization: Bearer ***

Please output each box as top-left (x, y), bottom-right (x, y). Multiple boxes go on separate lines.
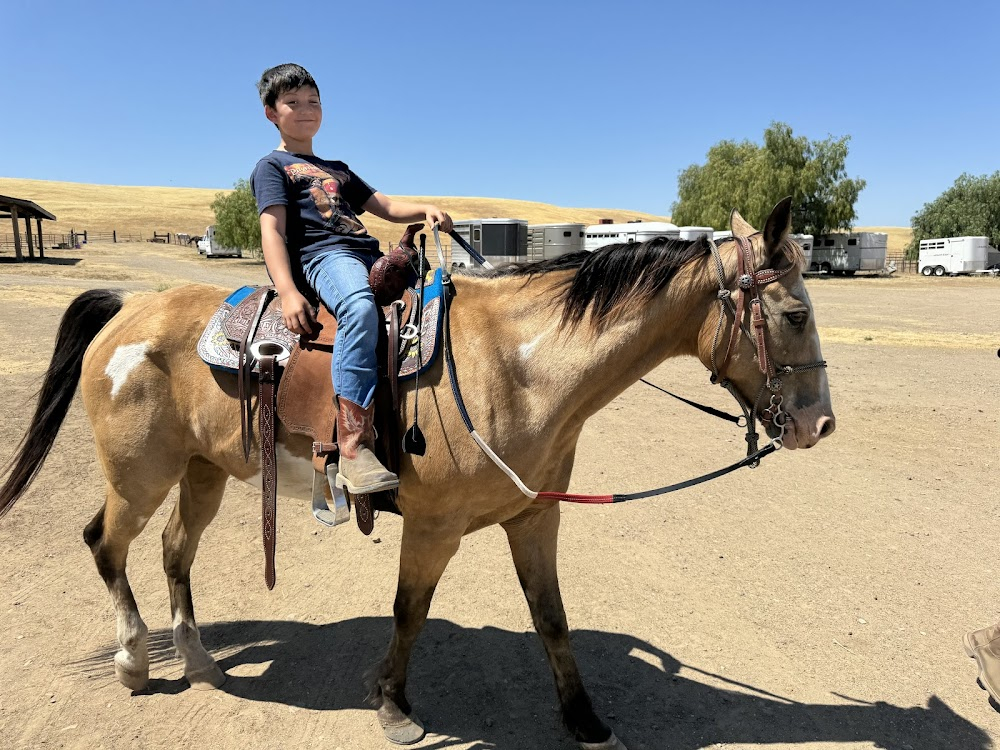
top-left (105, 342), bottom-right (151, 398)
top-left (520, 332), bottom-right (547, 359)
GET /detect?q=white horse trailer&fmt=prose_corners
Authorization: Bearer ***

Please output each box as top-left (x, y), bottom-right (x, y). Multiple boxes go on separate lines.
top-left (451, 218), bottom-right (528, 269)
top-left (527, 223), bottom-right (585, 262)
top-left (791, 233), bottom-right (814, 271)
top-left (918, 236), bottom-right (994, 276)
top-left (713, 230), bottom-right (733, 242)
top-left (811, 232), bottom-right (887, 275)
top-left (677, 226), bottom-right (713, 241)
top-left (584, 222), bottom-right (679, 252)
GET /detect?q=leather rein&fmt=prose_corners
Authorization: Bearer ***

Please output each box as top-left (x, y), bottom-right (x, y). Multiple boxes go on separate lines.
top-left (432, 227), bottom-right (826, 504)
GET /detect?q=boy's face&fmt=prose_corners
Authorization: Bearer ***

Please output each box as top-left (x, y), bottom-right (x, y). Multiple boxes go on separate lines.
top-left (265, 86), bottom-right (322, 142)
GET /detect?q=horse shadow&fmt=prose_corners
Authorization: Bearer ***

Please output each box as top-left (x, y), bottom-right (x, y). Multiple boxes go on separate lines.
top-left (0, 255), bottom-right (82, 265)
top-left (82, 618), bottom-right (990, 749)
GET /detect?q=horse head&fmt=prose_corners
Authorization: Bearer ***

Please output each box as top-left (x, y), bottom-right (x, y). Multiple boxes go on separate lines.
top-left (697, 198), bottom-right (835, 450)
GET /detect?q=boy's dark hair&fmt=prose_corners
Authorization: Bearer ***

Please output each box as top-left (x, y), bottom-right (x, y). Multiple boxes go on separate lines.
top-left (256, 64), bottom-right (320, 108)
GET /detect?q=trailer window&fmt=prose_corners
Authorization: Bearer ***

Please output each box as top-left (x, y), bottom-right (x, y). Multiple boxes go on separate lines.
top-left (473, 229), bottom-right (481, 242)
top-left (824, 239), bottom-right (834, 246)
top-left (563, 231), bottom-right (572, 237)
top-left (847, 239), bottom-right (858, 246)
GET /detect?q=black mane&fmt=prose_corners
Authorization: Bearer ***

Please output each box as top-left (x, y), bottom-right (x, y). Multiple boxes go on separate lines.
top-left (465, 235), bottom-right (712, 330)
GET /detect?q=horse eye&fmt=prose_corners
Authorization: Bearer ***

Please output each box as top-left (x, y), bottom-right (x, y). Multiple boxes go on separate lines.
top-left (785, 311), bottom-right (808, 328)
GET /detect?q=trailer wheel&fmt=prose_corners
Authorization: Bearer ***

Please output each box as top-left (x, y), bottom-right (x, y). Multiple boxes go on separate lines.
top-left (843, 270), bottom-right (856, 277)
top-left (921, 265), bottom-right (933, 276)
top-left (821, 262), bottom-right (831, 274)
top-left (933, 266), bottom-right (946, 276)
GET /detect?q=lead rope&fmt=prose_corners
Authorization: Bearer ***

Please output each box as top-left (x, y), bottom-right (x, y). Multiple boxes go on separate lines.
top-left (432, 228), bottom-right (784, 505)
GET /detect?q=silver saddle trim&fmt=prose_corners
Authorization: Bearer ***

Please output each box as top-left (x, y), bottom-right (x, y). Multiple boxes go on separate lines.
top-left (311, 465), bottom-right (351, 527)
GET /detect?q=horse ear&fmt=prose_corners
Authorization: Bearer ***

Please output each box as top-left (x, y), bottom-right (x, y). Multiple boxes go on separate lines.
top-left (729, 208), bottom-right (756, 238)
top-left (762, 197), bottom-right (793, 255)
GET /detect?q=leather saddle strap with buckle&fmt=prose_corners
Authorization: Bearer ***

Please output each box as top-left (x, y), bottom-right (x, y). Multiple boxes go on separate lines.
top-left (388, 302), bottom-right (401, 413)
top-left (239, 288), bottom-right (275, 461)
top-left (259, 354), bottom-right (278, 590)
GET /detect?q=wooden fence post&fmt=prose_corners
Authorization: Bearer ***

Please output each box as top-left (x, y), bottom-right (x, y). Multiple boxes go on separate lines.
top-left (35, 218), bottom-right (44, 257)
top-left (113, 230), bottom-right (117, 243)
top-left (10, 206), bottom-right (23, 261)
top-left (24, 215), bottom-right (34, 259)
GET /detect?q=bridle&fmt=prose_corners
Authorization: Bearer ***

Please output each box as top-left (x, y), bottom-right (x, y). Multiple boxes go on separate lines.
top-left (706, 233), bottom-right (828, 464)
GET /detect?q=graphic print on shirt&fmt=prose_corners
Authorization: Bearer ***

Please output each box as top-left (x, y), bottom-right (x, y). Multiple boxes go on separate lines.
top-left (284, 162), bottom-right (369, 236)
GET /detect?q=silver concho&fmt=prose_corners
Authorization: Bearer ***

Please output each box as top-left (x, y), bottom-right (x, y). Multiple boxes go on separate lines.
top-left (767, 377), bottom-right (783, 392)
top-left (738, 273), bottom-right (753, 289)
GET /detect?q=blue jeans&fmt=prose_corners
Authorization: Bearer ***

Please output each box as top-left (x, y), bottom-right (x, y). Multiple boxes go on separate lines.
top-left (302, 249), bottom-right (380, 408)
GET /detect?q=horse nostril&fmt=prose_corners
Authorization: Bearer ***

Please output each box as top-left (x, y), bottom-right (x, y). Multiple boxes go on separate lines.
top-left (818, 416), bottom-right (836, 438)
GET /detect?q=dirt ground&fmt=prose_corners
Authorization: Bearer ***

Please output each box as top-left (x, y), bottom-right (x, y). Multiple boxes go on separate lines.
top-left (1, 242), bottom-right (998, 750)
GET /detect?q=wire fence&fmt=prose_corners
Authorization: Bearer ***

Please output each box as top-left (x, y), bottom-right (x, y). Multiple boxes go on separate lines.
top-left (0, 229), bottom-right (458, 270)
top-left (886, 254), bottom-right (919, 274)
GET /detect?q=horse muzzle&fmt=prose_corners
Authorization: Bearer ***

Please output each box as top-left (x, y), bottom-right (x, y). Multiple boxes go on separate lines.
top-left (774, 406), bottom-right (836, 450)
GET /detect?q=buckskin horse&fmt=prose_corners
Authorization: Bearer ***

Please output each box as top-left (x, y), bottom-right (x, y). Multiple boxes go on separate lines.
top-left (0, 199), bottom-right (834, 749)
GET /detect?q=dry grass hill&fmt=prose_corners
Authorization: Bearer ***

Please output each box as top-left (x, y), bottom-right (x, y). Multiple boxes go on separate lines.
top-left (0, 177), bottom-right (912, 253)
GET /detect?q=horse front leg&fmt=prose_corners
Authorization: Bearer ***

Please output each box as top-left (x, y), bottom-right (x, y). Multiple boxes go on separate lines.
top-left (372, 519), bottom-right (462, 745)
top-left (503, 503), bottom-right (626, 750)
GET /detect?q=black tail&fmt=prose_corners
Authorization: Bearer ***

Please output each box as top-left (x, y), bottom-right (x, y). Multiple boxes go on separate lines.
top-left (0, 289), bottom-right (126, 518)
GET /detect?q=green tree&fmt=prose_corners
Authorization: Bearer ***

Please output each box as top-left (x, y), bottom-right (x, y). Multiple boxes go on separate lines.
top-left (211, 179), bottom-right (261, 257)
top-left (671, 122), bottom-right (866, 236)
top-left (908, 172), bottom-right (1000, 258)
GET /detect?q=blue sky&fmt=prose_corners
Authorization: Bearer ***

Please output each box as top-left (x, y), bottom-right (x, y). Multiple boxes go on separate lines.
top-left (2, 0), bottom-right (997, 226)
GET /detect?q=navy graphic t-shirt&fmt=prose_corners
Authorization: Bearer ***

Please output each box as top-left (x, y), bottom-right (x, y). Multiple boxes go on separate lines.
top-left (250, 151), bottom-right (381, 268)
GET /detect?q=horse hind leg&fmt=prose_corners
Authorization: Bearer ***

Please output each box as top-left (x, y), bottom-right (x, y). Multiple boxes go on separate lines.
top-left (162, 456), bottom-right (228, 690)
top-left (84, 484), bottom-right (171, 691)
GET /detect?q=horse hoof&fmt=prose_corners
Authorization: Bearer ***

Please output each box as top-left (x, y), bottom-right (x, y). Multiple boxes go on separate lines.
top-left (378, 706), bottom-right (425, 745)
top-left (186, 663), bottom-right (227, 690)
top-left (580, 732), bottom-right (628, 750)
top-left (114, 661), bottom-right (149, 692)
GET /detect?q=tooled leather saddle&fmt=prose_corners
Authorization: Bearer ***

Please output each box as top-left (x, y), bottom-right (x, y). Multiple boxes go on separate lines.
top-left (196, 223), bottom-right (444, 588)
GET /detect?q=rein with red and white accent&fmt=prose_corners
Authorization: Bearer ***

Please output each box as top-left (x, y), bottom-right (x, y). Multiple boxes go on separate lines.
top-left (434, 227), bottom-right (824, 505)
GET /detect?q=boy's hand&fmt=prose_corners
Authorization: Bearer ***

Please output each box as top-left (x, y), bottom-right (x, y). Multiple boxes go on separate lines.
top-left (280, 290), bottom-right (316, 336)
top-left (425, 205), bottom-right (453, 233)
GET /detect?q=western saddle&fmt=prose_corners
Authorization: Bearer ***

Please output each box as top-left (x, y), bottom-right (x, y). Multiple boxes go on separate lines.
top-left (222, 224), bottom-right (425, 589)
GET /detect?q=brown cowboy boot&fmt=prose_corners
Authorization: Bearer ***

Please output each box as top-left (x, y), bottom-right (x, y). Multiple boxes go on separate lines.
top-left (336, 397), bottom-right (399, 495)
top-left (965, 623), bottom-right (1000, 705)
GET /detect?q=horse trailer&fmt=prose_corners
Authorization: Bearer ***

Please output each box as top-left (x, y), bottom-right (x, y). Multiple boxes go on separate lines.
top-left (197, 225), bottom-right (242, 258)
top-left (584, 222), bottom-right (679, 252)
top-left (811, 232), bottom-right (887, 275)
top-left (791, 233), bottom-right (814, 271)
top-left (451, 219), bottom-right (528, 269)
top-left (918, 236), bottom-right (995, 276)
top-left (527, 223), bottom-right (585, 262)
top-left (677, 226), bottom-right (713, 241)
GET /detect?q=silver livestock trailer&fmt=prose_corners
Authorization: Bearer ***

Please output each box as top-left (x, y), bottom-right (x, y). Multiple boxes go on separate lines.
top-left (584, 221), bottom-right (679, 252)
top-left (527, 223), bottom-right (586, 262)
top-left (918, 236), bottom-right (997, 276)
top-left (811, 232), bottom-right (887, 275)
top-left (451, 218), bottom-right (528, 269)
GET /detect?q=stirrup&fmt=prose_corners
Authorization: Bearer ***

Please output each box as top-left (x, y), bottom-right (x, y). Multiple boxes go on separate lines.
top-left (311, 465), bottom-right (351, 527)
